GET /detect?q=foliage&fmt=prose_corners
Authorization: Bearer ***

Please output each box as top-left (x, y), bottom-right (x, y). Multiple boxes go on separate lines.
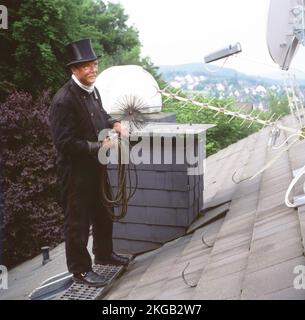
top-left (0, 0), bottom-right (150, 99)
top-left (0, 91), bottom-right (63, 268)
top-left (0, 0), bottom-right (78, 98)
top-left (140, 56), bottom-right (166, 88)
top-left (163, 94), bottom-right (263, 157)
top-left (267, 91), bottom-right (290, 117)
top-left (78, 1), bottom-right (141, 69)
top-left (163, 88), bottom-right (292, 157)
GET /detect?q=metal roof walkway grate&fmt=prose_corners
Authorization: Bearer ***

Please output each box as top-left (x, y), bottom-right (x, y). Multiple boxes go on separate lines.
top-left (58, 264), bottom-right (124, 300)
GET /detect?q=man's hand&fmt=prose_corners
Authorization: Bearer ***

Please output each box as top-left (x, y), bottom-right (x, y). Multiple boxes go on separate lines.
top-left (113, 122), bottom-right (129, 137)
top-left (102, 137), bottom-right (114, 149)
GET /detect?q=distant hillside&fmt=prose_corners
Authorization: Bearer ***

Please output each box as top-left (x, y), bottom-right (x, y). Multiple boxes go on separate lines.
top-left (158, 63), bottom-right (305, 106)
top-left (159, 63), bottom-right (281, 84)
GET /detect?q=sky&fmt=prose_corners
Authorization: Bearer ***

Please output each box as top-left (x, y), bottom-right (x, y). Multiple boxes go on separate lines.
top-left (110, 0), bottom-right (305, 78)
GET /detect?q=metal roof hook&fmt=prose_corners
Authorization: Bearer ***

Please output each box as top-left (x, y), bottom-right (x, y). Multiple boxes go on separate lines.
top-left (232, 171), bottom-right (251, 184)
top-left (201, 234), bottom-right (213, 248)
top-left (181, 262), bottom-right (198, 288)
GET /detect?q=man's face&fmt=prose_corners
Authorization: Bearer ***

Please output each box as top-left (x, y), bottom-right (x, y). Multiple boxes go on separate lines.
top-left (71, 60), bottom-right (98, 86)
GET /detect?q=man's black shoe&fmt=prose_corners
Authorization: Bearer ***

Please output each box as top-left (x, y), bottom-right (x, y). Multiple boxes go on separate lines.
top-left (94, 252), bottom-right (130, 266)
top-left (73, 270), bottom-right (109, 287)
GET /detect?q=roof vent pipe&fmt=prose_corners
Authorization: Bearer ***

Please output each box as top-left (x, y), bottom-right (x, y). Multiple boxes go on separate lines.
top-left (41, 246), bottom-right (51, 265)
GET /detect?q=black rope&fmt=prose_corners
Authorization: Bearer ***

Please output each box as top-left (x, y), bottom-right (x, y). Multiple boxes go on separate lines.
top-left (99, 96), bottom-right (147, 221)
top-left (100, 137), bottom-right (138, 222)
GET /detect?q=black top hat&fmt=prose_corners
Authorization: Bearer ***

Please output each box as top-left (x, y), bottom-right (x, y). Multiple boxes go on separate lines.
top-left (66, 38), bottom-right (98, 67)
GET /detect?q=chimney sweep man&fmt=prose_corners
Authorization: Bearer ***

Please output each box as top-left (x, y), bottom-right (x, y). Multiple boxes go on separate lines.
top-left (50, 39), bottom-right (129, 287)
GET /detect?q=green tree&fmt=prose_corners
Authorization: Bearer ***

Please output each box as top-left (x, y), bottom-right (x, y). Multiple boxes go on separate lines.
top-left (140, 56), bottom-right (166, 88)
top-left (77, 1), bottom-right (141, 69)
top-left (163, 95), bottom-right (263, 156)
top-left (0, 0), bottom-right (82, 97)
top-left (267, 91), bottom-right (290, 117)
top-left (0, 0), bottom-right (157, 98)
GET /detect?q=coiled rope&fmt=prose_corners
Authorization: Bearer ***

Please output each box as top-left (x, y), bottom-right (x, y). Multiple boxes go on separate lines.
top-left (99, 136), bottom-right (138, 222)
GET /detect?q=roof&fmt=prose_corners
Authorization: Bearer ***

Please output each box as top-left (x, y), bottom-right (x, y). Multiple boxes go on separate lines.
top-left (1, 114), bottom-right (305, 300)
top-left (103, 114), bottom-right (305, 300)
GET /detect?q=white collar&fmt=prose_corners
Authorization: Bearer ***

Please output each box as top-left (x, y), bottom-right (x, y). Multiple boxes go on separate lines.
top-left (72, 74), bottom-right (95, 93)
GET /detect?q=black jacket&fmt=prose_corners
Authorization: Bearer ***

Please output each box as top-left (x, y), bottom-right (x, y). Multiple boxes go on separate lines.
top-left (49, 79), bottom-right (117, 207)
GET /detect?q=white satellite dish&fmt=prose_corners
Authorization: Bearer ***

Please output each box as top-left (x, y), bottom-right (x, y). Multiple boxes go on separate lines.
top-left (267, 0), bottom-right (305, 70)
top-left (95, 65), bottom-right (162, 114)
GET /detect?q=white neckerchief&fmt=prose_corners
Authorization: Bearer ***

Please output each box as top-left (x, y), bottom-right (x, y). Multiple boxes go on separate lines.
top-left (72, 74), bottom-right (95, 93)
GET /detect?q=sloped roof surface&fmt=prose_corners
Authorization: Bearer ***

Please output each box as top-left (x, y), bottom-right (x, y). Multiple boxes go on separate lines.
top-left (104, 115), bottom-right (305, 300)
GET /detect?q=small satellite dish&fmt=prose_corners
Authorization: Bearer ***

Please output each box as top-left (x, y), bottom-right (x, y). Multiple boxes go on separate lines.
top-left (95, 65), bottom-right (162, 114)
top-left (267, 0), bottom-right (305, 70)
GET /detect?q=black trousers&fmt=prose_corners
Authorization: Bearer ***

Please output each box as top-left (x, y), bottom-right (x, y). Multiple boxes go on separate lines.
top-left (63, 170), bottom-right (113, 274)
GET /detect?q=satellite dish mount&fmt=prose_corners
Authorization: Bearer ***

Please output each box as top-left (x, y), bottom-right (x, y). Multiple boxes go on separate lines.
top-left (267, 0), bottom-right (305, 70)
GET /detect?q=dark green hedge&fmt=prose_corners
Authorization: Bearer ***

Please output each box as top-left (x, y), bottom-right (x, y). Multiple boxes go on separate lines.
top-left (1, 91), bottom-right (63, 268)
